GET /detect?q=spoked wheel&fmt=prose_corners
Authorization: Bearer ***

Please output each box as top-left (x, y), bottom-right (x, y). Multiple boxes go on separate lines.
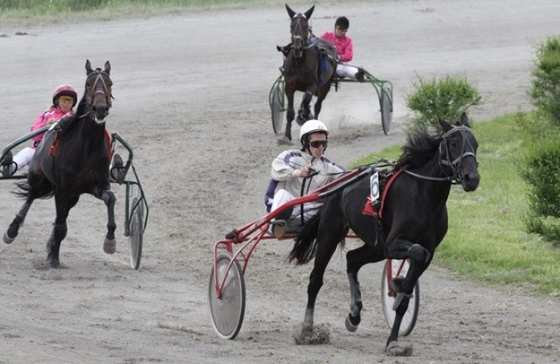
top-left (270, 80), bottom-right (285, 135)
top-left (381, 259), bottom-right (420, 336)
top-left (128, 197), bottom-right (144, 270)
top-left (380, 83), bottom-right (393, 135)
top-left (208, 253), bottom-right (246, 340)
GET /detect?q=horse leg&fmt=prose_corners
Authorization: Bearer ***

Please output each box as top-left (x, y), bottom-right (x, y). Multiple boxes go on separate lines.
top-left (100, 189), bottom-right (117, 254)
top-left (46, 194), bottom-right (79, 268)
top-left (3, 196), bottom-right (34, 244)
top-left (296, 215), bottom-right (347, 344)
top-left (345, 244), bottom-right (384, 332)
top-left (282, 91), bottom-right (296, 144)
top-left (313, 98), bottom-right (323, 121)
top-left (4, 177), bottom-right (53, 244)
top-left (296, 91), bottom-right (314, 125)
top-left (385, 240), bottom-right (432, 356)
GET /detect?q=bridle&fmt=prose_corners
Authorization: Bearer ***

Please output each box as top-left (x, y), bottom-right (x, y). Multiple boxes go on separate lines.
top-left (404, 126), bottom-right (478, 183)
top-left (82, 69), bottom-right (113, 121)
top-left (290, 14), bottom-right (312, 58)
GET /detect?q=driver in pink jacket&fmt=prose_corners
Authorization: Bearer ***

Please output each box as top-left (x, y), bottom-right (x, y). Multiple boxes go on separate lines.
top-left (1, 84), bottom-right (76, 177)
top-left (320, 16), bottom-right (364, 81)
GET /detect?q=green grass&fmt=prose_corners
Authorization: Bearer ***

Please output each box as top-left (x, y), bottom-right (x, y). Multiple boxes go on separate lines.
top-left (357, 115), bottom-right (560, 296)
top-left (0, 0), bottom-right (325, 26)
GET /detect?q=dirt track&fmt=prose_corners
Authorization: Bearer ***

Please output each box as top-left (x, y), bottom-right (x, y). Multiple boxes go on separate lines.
top-left (1, 1), bottom-right (559, 363)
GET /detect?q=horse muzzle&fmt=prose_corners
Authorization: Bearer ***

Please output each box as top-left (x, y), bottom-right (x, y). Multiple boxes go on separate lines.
top-left (459, 165), bottom-right (480, 192)
top-left (93, 105), bottom-right (110, 123)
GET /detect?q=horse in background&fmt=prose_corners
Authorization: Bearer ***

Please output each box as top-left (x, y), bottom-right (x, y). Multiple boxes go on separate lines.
top-left (279, 4), bottom-right (337, 144)
top-left (4, 60), bottom-right (116, 268)
top-left (289, 114), bottom-right (480, 355)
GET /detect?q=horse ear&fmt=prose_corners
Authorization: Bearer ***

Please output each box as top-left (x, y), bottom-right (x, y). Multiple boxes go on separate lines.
top-left (286, 4), bottom-right (296, 18)
top-left (85, 59), bottom-right (93, 74)
top-left (460, 112), bottom-right (470, 127)
top-left (439, 118), bottom-right (452, 132)
top-left (104, 61), bottom-right (111, 76)
top-left (304, 5), bottom-right (315, 19)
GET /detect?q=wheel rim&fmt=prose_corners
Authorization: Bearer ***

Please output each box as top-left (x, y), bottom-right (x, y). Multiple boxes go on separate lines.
top-left (381, 85), bottom-right (393, 135)
top-left (208, 253), bottom-right (246, 339)
top-left (128, 197), bottom-right (143, 270)
top-left (381, 259), bottom-right (419, 336)
top-left (271, 83), bottom-right (285, 135)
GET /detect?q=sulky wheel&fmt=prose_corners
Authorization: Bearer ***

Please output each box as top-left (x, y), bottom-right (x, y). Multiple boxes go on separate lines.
top-left (128, 197), bottom-right (144, 270)
top-left (208, 253), bottom-right (246, 340)
top-left (270, 80), bottom-right (285, 135)
top-left (380, 84), bottom-right (393, 135)
top-left (381, 259), bottom-right (420, 336)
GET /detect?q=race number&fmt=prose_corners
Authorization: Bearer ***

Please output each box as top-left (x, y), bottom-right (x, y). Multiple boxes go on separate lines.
top-left (370, 172), bottom-right (380, 201)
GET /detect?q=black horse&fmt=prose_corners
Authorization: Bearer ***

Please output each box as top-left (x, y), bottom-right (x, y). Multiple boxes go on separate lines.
top-left (279, 4), bottom-right (337, 144)
top-left (3, 60), bottom-right (115, 268)
top-left (289, 114), bottom-right (480, 355)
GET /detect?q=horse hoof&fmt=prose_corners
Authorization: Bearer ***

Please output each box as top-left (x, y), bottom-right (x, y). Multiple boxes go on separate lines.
top-left (103, 239), bottom-right (116, 254)
top-left (293, 323), bottom-right (330, 345)
top-left (386, 341), bottom-right (413, 356)
top-left (345, 314), bottom-right (359, 332)
top-left (3, 231), bottom-right (15, 244)
top-left (277, 137), bottom-right (293, 145)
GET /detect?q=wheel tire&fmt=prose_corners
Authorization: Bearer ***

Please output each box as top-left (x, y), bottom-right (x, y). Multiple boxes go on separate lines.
top-left (208, 253), bottom-right (246, 340)
top-left (128, 197), bottom-right (144, 270)
top-left (270, 82), bottom-right (285, 135)
top-left (380, 84), bottom-right (393, 135)
top-left (381, 259), bottom-right (420, 336)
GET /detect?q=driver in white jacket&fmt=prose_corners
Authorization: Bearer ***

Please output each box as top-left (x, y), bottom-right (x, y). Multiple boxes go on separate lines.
top-left (264, 119), bottom-right (345, 237)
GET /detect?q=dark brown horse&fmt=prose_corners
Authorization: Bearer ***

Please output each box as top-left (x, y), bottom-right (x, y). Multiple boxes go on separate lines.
top-left (280, 4), bottom-right (337, 143)
top-left (3, 60), bottom-right (116, 268)
top-left (289, 114), bottom-right (480, 355)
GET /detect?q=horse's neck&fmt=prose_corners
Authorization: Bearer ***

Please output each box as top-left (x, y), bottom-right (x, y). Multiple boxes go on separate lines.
top-left (65, 114), bottom-right (106, 147)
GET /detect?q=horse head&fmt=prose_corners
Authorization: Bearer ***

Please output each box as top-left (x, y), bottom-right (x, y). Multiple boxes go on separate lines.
top-left (84, 59), bottom-right (113, 123)
top-left (439, 113), bottom-right (480, 192)
top-left (286, 4), bottom-right (314, 58)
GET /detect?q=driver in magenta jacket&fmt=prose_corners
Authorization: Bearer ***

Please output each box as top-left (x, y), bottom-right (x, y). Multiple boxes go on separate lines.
top-left (320, 16), bottom-right (364, 81)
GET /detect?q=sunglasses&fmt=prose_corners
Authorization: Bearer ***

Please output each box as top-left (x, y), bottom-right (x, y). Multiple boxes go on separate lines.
top-left (309, 140), bottom-right (328, 148)
top-left (58, 96), bottom-right (75, 103)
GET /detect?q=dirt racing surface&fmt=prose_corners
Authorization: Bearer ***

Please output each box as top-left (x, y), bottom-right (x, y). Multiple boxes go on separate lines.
top-left (1, 0), bottom-right (559, 363)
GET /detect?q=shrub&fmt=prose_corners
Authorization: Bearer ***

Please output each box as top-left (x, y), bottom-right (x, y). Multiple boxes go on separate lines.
top-left (405, 74), bottom-right (481, 129)
top-left (528, 36), bottom-right (560, 127)
top-left (518, 132), bottom-right (560, 246)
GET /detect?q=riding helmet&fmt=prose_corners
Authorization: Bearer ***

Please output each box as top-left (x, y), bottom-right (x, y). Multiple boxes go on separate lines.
top-left (53, 84), bottom-right (78, 107)
top-left (300, 119), bottom-right (329, 145)
top-left (335, 16), bottom-right (349, 30)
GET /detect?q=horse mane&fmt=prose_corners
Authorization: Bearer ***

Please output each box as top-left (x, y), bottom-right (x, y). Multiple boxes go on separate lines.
top-left (57, 97), bottom-right (87, 138)
top-left (395, 127), bottom-right (442, 170)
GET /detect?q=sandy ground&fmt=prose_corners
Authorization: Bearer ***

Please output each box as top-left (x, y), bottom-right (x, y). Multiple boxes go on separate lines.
top-left (1, 0), bottom-right (559, 363)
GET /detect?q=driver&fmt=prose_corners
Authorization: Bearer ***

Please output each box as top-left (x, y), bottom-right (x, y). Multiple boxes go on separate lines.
top-left (264, 119), bottom-right (345, 237)
top-left (1, 84), bottom-right (77, 177)
top-left (320, 16), bottom-right (365, 81)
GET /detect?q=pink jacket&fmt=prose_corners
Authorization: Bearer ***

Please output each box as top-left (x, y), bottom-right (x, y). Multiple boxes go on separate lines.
top-left (320, 31), bottom-right (354, 63)
top-left (30, 107), bottom-right (74, 146)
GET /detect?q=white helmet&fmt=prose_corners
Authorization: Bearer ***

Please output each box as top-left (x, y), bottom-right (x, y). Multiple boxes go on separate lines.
top-left (300, 119), bottom-right (329, 144)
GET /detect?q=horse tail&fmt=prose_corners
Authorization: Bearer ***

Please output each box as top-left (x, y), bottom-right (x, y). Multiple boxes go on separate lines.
top-left (13, 180), bottom-right (55, 200)
top-left (288, 212), bottom-right (321, 265)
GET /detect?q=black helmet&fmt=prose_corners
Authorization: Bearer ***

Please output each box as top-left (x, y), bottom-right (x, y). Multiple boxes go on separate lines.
top-left (335, 16), bottom-right (349, 30)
